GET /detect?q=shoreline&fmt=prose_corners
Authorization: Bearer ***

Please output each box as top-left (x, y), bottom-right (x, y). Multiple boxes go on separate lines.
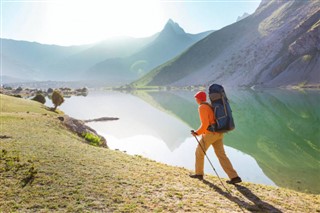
top-left (1, 83), bottom-right (320, 99)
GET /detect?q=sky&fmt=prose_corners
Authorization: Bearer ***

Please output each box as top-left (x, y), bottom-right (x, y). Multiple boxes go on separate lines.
top-left (1, 0), bottom-right (261, 46)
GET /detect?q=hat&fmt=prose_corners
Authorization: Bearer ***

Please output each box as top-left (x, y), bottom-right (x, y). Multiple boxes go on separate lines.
top-left (194, 91), bottom-right (206, 102)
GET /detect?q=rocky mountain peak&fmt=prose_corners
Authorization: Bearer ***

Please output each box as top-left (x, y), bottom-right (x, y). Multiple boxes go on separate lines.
top-left (161, 19), bottom-right (186, 36)
top-left (237, 12), bottom-right (250, 22)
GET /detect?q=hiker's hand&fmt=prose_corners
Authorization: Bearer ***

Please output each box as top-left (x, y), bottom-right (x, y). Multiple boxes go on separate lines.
top-left (191, 130), bottom-right (198, 136)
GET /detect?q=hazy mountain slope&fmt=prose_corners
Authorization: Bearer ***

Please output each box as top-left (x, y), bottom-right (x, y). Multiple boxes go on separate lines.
top-left (1, 75), bottom-right (33, 84)
top-left (1, 55), bottom-right (36, 81)
top-left (86, 19), bottom-right (213, 86)
top-left (46, 36), bottom-right (157, 80)
top-left (1, 36), bottom-right (156, 82)
top-left (2, 19), bottom-right (209, 84)
top-left (1, 39), bottom-right (89, 80)
top-left (133, 0), bottom-right (320, 88)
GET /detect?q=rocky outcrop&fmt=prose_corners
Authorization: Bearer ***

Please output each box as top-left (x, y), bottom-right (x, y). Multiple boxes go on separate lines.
top-left (236, 13), bottom-right (249, 22)
top-left (58, 115), bottom-right (108, 148)
top-left (289, 21), bottom-right (320, 56)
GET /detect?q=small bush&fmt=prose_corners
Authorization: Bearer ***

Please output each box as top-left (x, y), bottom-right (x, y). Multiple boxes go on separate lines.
top-left (82, 132), bottom-right (102, 146)
top-left (15, 87), bottom-right (23, 93)
top-left (51, 90), bottom-right (64, 111)
top-left (302, 54), bottom-right (312, 62)
top-left (32, 93), bottom-right (46, 104)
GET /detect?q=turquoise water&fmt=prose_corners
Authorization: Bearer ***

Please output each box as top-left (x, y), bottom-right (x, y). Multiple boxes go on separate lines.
top-left (57, 89), bottom-right (320, 194)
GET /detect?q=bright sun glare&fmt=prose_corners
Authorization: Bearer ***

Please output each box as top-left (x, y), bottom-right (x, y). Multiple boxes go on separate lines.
top-left (43, 0), bottom-right (165, 45)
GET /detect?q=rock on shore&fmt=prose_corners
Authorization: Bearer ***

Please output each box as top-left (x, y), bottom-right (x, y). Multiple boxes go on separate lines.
top-left (58, 115), bottom-right (108, 148)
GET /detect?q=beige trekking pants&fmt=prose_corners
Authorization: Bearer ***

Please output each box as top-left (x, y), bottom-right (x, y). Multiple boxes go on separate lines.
top-left (195, 133), bottom-right (238, 179)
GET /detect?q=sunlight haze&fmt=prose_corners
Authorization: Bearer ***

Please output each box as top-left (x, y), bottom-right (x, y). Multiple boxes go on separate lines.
top-left (1, 0), bottom-right (261, 46)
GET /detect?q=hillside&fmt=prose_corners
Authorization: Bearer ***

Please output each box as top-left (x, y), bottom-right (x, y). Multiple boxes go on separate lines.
top-left (133, 0), bottom-right (320, 88)
top-left (1, 94), bottom-right (320, 212)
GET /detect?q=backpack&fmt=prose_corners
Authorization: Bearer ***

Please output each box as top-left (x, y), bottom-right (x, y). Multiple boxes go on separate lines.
top-left (207, 84), bottom-right (235, 133)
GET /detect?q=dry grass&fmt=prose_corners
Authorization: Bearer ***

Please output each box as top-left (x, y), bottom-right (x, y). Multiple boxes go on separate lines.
top-left (1, 94), bottom-right (319, 212)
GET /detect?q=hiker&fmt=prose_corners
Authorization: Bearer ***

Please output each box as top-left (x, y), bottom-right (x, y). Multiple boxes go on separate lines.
top-left (190, 91), bottom-right (242, 184)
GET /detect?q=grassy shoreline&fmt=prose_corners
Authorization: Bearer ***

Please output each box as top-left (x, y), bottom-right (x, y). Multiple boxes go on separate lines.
top-left (1, 94), bottom-right (319, 212)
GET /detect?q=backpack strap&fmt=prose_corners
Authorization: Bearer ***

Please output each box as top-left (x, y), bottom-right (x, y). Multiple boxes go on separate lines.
top-left (221, 93), bottom-right (228, 117)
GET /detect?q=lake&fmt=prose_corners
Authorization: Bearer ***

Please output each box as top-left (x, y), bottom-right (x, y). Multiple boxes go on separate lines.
top-left (55, 89), bottom-right (320, 194)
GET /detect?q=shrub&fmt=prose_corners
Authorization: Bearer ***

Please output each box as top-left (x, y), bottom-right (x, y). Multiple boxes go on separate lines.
top-left (51, 90), bottom-right (64, 111)
top-left (32, 93), bottom-right (46, 104)
top-left (15, 87), bottom-right (23, 93)
top-left (4, 86), bottom-right (12, 90)
top-left (82, 132), bottom-right (102, 146)
top-left (80, 87), bottom-right (88, 93)
top-left (302, 54), bottom-right (312, 62)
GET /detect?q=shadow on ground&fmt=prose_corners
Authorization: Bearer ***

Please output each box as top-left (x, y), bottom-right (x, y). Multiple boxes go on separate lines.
top-left (202, 179), bottom-right (283, 213)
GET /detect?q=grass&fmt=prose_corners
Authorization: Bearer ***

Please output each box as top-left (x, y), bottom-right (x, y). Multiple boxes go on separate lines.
top-left (1, 94), bottom-right (320, 212)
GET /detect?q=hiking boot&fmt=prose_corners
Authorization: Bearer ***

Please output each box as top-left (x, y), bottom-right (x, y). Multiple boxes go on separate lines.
top-left (226, 176), bottom-right (242, 184)
top-left (189, 174), bottom-right (204, 180)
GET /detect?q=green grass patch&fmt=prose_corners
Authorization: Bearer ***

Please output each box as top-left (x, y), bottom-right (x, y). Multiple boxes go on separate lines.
top-left (82, 132), bottom-right (102, 146)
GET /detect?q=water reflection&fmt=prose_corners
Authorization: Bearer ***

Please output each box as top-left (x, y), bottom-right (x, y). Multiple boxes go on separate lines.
top-left (58, 89), bottom-right (320, 194)
top-left (59, 92), bottom-right (191, 151)
top-left (132, 89), bottom-right (320, 194)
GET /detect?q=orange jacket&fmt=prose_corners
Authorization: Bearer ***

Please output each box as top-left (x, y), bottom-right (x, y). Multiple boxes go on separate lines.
top-left (195, 103), bottom-right (215, 135)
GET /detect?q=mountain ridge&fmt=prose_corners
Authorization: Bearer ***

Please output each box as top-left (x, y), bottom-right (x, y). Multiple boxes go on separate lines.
top-left (85, 19), bottom-right (213, 86)
top-left (1, 19), bottom-right (212, 85)
top-left (132, 0), bottom-right (320, 88)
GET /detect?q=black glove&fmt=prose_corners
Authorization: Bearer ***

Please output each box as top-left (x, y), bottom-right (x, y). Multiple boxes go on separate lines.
top-left (191, 130), bottom-right (198, 135)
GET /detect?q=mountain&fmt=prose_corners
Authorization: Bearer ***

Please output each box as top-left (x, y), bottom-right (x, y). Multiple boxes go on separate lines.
top-left (85, 19), bottom-right (213, 86)
top-left (45, 36), bottom-right (157, 81)
top-left (1, 19), bottom-right (211, 85)
top-left (1, 39), bottom-right (89, 81)
top-left (1, 75), bottom-right (33, 85)
top-left (236, 12), bottom-right (250, 22)
top-left (1, 36), bottom-right (156, 82)
top-left (133, 0), bottom-right (320, 88)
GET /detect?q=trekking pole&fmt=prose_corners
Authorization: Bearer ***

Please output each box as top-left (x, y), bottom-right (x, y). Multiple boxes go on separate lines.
top-left (192, 133), bottom-right (230, 193)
